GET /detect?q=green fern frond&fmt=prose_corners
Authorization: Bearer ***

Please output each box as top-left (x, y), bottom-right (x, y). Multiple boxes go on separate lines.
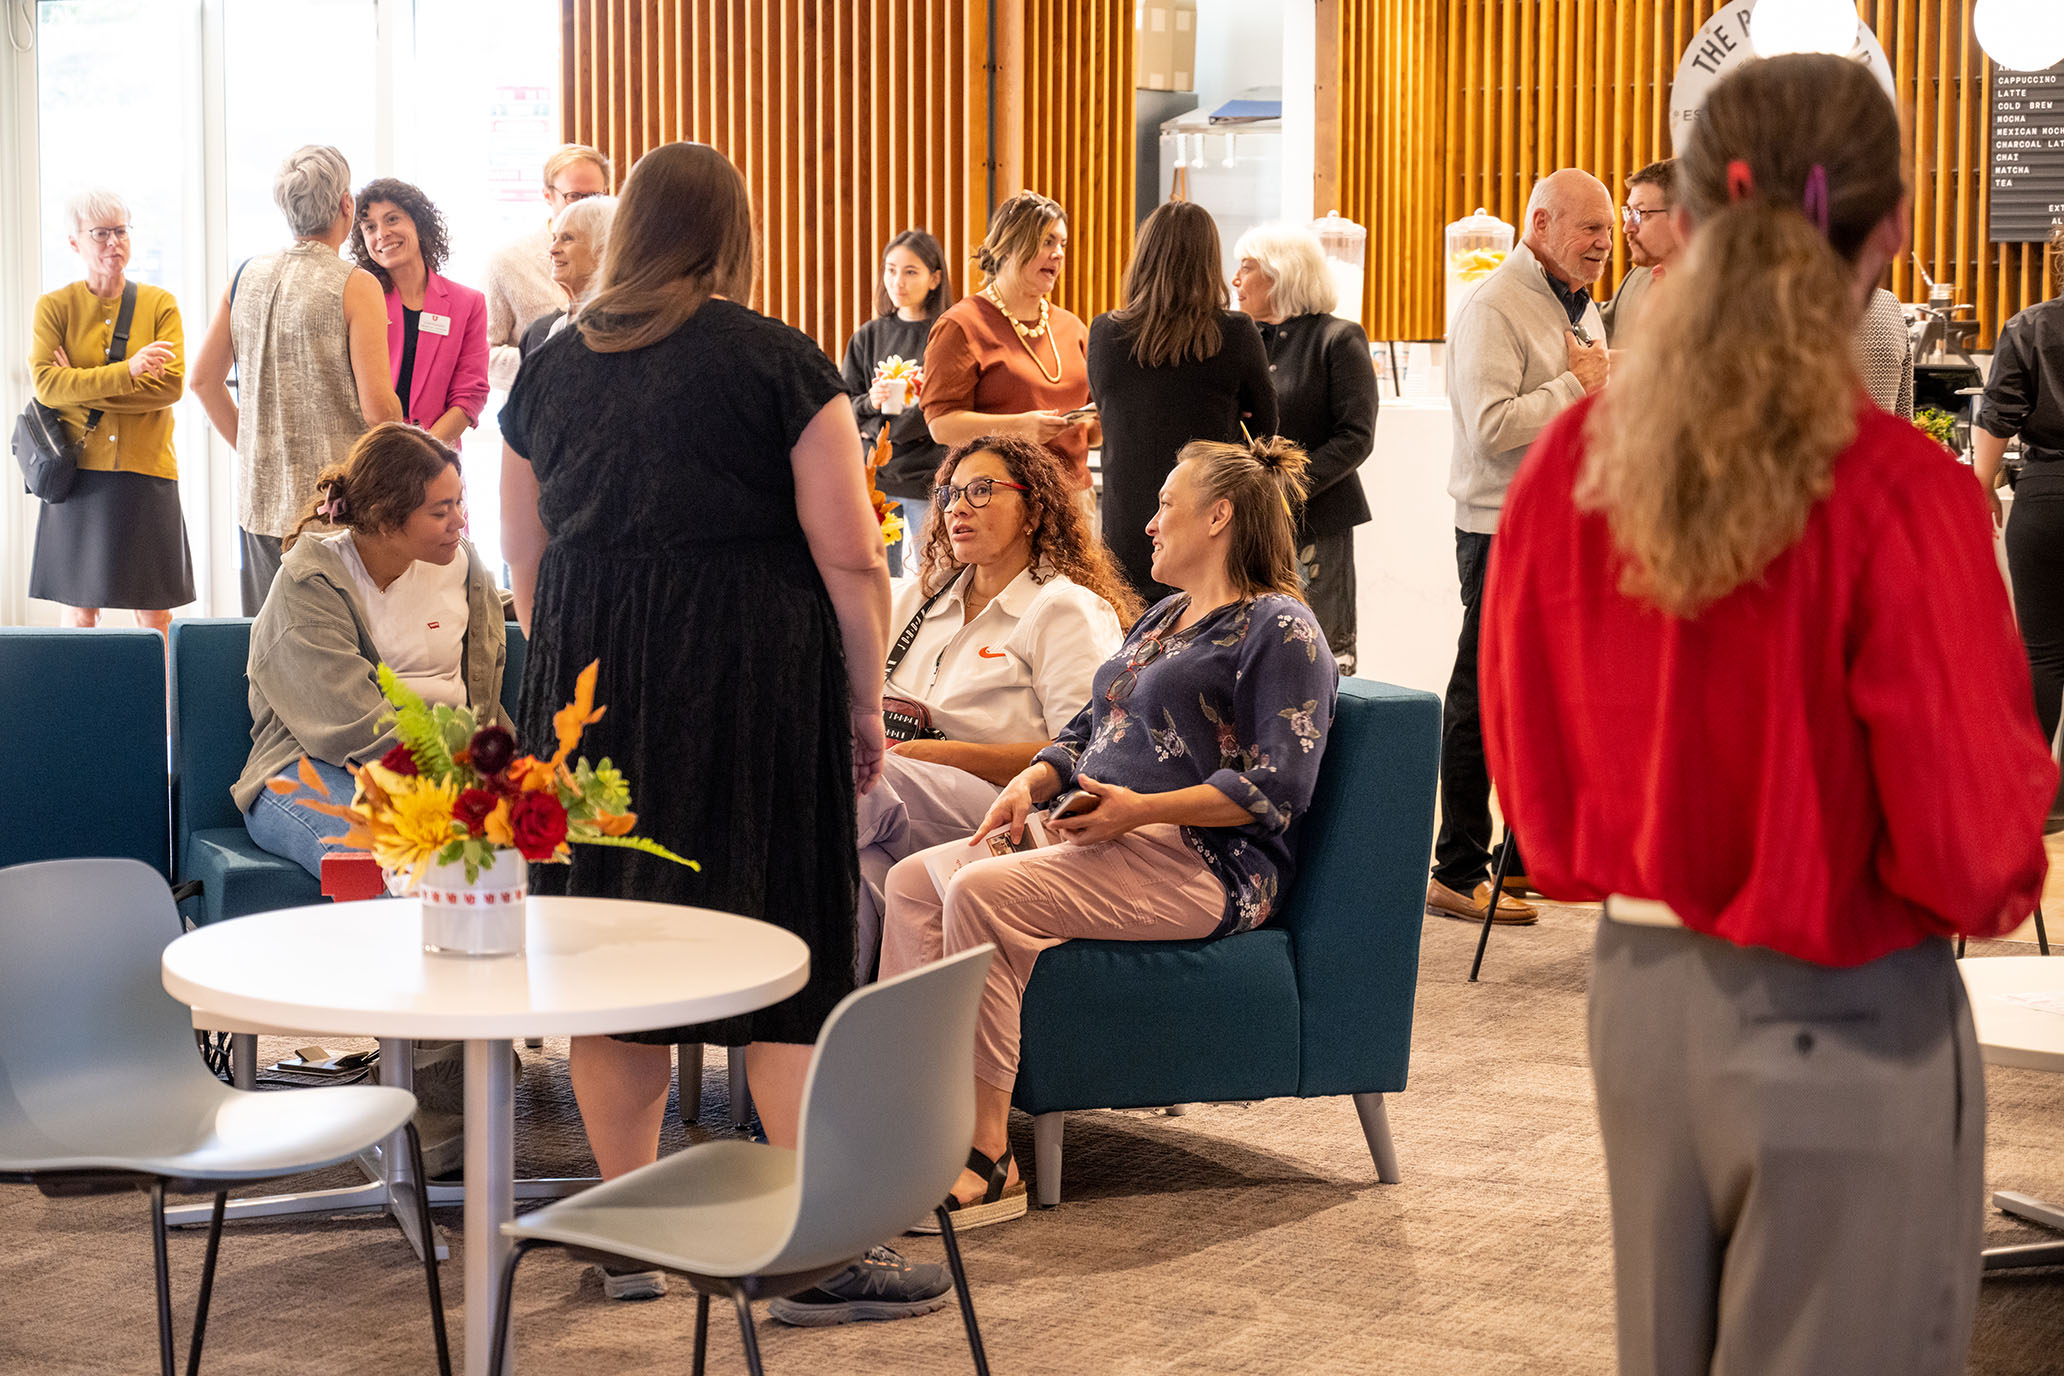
top-left (376, 663), bottom-right (456, 779)
top-left (571, 834), bottom-right (700, 869)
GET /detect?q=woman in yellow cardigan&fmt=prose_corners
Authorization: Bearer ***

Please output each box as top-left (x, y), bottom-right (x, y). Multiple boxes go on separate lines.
top-left (29, 189), bottom-right (193, 630)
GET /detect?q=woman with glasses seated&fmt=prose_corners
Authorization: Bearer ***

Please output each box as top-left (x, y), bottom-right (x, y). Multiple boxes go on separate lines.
top-left (878, 435), bottom-right (1339, 1229)
top-left (855, 435), bottom-right (1138, 980)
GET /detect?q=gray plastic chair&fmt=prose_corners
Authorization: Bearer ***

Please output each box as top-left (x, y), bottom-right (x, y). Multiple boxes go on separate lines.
top-left (0, 858), bottom-right (451, 1376)
top-left (489, 945), bottom-right (997, 1376)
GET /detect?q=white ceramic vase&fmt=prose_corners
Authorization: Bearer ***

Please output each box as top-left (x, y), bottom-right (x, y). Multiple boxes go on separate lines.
top-left (417, 850), bottom-right (528, 957)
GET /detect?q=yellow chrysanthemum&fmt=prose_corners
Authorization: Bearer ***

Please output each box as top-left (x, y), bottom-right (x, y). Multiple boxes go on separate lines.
top-left (373, 775), bottom-right (461, 886)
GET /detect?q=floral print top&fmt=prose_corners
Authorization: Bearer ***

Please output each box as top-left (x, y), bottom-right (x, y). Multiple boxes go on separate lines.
top-left (1034, 592), bottom-right (1339, 936)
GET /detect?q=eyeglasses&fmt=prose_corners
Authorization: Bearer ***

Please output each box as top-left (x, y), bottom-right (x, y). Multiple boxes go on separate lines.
top-left (83, 225), bottom-right (132, 244)
top-left (932, 477), bottom-right (1030, 510)
top-left (556, 189), bottom-right (604, 203)
top-left (1105, 627), bottom-right (1171, 705)
top-left (1622, 204), bottom-right (1667, 229)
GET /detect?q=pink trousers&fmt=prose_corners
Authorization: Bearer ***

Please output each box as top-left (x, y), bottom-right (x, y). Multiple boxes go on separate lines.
top-left (879, 823), bottom-right (1224, 1091)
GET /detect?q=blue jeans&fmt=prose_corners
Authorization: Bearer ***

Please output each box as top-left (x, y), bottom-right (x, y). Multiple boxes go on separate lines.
top-left (244, 758), bottom-right (356, 877)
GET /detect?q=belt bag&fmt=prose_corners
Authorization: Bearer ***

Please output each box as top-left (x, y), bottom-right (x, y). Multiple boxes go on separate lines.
top-left (882, 695), bottom-right (945, 744)
top-left (11, 281), bottom-right (138, 504)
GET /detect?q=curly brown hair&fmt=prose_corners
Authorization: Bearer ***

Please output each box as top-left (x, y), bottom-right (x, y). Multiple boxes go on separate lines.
top-left (917, 436), bottom-right (1144, 627)
top-left (284, 422), bottom-right (460, 551)
top-left (351, 178), bottom-right (451, 289)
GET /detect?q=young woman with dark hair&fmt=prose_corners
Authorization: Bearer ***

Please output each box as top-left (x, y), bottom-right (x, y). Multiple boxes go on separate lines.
top-left (880, 435), bottom-right (1337, 1231)
top-left (1481, 55), bottom-right (2055, 1375)
top-left (842, 229), bottom-right (953, 573)
top-left (1090, 200), bottom-right (1278, 601)
top-left (353, 178), bottom-right (488, 450)
top-left (236, 422), bottom-right (507, 877)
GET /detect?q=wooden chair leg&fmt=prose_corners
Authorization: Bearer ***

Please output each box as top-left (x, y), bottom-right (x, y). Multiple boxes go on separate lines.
top-left (1353, 1092), bottom-right (1401, 1183)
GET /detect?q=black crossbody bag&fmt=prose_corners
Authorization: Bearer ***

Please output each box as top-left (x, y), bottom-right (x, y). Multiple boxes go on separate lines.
top-left (11, 281), bottom-right (139, 504)
top-left (881, 582), bottom-right (954, 743)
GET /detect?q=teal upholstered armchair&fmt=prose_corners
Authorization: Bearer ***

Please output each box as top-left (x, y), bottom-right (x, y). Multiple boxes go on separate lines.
top-left (1010, 677), bottom-right (1441, 1206)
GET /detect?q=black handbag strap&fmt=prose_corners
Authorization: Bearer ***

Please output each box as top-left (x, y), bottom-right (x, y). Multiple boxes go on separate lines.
top-left (82, 281), bottom-right (139, 436)
top-left (883, 575), bottom-right (959, 687)
top-left (227, 257), bottom-right (251, 395)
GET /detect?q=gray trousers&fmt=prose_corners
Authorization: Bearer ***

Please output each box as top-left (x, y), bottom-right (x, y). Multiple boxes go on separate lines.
top-left (239, 527), bottom-right (285, 615)
top-left (1589, 918), bottom-right (1983, 1376)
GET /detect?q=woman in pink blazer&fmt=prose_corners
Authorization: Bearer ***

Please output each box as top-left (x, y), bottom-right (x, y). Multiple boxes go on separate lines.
top-left (353, 178), bottom-right (489, 447)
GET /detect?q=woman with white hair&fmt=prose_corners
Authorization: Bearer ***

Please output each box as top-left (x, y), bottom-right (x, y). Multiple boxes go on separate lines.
top-left (191, 144), bottom-right (402, 613)
top-left (27, 189), bottom-right (192, 629)
top-left (518, 195), bottom-right (617, 356)
top-left (1232, 223), bottom-right (1377, 672)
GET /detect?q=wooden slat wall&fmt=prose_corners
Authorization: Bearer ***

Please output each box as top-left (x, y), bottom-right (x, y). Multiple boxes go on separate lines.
top-left (1017, 0), bottom-right (1137, 322)
top-left (1325, 0), bottom-right (2051, 345)
top-left (562, 0), bottom-right (987, 360)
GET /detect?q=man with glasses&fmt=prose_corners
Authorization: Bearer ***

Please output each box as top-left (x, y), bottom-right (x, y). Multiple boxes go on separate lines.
top-left (1603, 159), bottom-right (1682, 345)
top-left (483, 143), bottom-right (613, 390)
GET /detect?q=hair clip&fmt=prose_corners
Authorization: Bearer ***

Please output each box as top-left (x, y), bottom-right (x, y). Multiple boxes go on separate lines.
top-left (1801, 163), bottom-right (1830, 236)
top-left (1726, 159), bottom-right (1756, 203)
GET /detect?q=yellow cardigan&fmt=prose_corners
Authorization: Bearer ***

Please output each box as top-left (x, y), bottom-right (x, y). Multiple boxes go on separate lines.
top-left (30, 280), bottom-right (184, 480)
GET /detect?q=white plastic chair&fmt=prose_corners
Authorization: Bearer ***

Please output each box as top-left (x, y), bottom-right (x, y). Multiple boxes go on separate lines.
top-left (489, 945), bottom-right (997, 1376)
top-left (0, 858), bottom-right (450, 1376)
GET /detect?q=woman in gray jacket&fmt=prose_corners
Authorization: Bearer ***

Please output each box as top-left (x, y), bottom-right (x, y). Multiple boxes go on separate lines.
top-left (236, 422), bottom-right (507, 876)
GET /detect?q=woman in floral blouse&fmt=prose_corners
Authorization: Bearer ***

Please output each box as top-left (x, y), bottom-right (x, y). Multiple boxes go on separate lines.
top-left (879, 434), bottom-right (1339, 1229)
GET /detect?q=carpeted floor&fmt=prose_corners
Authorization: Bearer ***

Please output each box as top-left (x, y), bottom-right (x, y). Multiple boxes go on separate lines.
top-left (2, 903), bottom-right (2059, 1374)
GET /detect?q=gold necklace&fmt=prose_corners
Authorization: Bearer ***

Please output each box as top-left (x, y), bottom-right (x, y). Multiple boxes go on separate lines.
top-left (982, 283), bottom-right (1063, 385)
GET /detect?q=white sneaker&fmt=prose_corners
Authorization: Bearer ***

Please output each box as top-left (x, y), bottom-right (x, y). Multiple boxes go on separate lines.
top-left (599, 1266), bottom-right (668, 1301)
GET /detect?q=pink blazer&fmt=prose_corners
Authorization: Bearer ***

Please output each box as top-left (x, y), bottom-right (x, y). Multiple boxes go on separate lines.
top-left (385, 271), bottom-right (490, 438)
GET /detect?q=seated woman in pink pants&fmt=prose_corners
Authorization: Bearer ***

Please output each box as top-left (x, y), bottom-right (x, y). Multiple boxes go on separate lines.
top-left (880, 434), bottom-right (1340, 1229)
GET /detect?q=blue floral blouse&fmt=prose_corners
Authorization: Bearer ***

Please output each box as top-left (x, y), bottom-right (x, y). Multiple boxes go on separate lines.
top-left (1034, 592), bottom-right (1339, 936)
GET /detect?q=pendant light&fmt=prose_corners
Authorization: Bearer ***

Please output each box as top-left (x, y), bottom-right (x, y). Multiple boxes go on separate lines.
top-left (1974, 0), bottom-right (2064, 72)
top-left (1747, 0), bottom-right (1859, 58)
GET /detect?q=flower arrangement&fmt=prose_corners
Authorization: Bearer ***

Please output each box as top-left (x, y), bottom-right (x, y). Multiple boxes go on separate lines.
top-left (874, 354), bottom-right (922, 405)
top-left (866, 428), bottom-right (907, 548)
top-left (275, 660), bottom-right (695, 887)
top-left (1914, 406), bottom-right (1959, 453)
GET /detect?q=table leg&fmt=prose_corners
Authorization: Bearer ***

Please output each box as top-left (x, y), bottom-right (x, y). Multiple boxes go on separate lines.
top-left (1983, 1190), bottom-right (2064, 1272)
top-left (463, 1038), bottom-right (516, 1376)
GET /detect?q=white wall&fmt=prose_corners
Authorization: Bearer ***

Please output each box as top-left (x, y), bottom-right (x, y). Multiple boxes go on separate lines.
top-left (1191, 0), bottom-right (1286, 113)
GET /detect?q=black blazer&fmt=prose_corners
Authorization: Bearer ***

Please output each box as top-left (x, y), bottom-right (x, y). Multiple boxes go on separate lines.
top-left (1256, 313), bottom-right (1377, 539)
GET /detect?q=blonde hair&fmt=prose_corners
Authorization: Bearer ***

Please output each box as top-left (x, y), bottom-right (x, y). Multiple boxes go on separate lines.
top-left (543, 143), bottom-right (613, 191)
top-left (1576, 55), bottom-right (1906, 617)
top-left (1231, 224), bottom-right (1337, 318)
top-left (577, 143), bottom-right (754, 354)
top-left (974, 191), bottom-right (1066, 283)
top-left (1176, 435), bottom-right (1310, 601)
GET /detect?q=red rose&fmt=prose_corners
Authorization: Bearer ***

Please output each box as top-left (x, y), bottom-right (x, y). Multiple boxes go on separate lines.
top-left (380, 744), bottom-right (420, 776)
top-left (509, 791), bottom-right (568, 861)
top-left (453, 787), bottom-right (499, 837)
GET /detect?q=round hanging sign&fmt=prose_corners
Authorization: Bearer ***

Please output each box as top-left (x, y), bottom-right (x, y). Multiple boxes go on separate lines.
top-left (1669, 2), bottom-right (1897, 154)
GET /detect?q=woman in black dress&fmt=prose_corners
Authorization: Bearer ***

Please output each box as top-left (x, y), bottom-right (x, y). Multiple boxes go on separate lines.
top-left (501, 145), bottom-right (943, 1320)
top-left (1088, 200), bottom-right (1276, 602)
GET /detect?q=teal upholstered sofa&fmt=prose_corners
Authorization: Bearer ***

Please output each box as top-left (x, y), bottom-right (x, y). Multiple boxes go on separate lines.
top-left (1011, 676), bottom-right (1440, 1205)
top-left (170, 618), bottom-right (527, 926)
top-left (0, 627), bottom-right (170, 876)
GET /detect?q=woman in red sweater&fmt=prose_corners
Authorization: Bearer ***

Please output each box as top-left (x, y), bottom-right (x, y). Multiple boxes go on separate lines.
top-left (1482, 55), bottom-right (2055, 1376)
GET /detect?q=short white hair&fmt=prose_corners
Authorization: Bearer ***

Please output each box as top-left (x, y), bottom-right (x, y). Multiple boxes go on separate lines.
top-left (273, 145), bottom-right (352, 237)
top-left (67, 188), bottom-right (129, 235)
top-left (1232, 223), bottom-right (1337, 317)
top-left (551, 195), bottom-right (618, 254)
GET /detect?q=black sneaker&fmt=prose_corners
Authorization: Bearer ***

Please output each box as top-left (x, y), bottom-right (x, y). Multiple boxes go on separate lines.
top-left (765, 1246), bottom-right (952, 1327)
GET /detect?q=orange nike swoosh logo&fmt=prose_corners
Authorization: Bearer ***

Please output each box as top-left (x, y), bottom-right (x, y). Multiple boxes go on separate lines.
top-left (977, 647), bottom-right (1007, 659)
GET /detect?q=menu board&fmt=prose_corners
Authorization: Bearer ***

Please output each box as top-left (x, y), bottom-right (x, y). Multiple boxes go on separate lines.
top-left (1991, 66), bottom-right (2064, 243)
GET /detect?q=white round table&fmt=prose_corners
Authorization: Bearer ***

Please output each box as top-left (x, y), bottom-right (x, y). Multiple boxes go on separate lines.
top-left (1959, 956), bottom-right (2064, 1272)
top-left (163, 897), bottom-right (810, 1376)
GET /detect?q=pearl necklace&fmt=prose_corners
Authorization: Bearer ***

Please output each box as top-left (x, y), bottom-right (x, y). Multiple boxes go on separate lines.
top-left (982, 282), bottom-right (1063, 384)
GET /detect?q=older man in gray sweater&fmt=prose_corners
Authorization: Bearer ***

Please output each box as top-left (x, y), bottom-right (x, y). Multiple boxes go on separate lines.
top-left (1429, 169), bottom-right (1613, 925)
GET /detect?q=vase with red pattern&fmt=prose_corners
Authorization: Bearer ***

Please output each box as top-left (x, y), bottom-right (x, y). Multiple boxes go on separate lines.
top-left (416, 850), bottom-right (528, 956)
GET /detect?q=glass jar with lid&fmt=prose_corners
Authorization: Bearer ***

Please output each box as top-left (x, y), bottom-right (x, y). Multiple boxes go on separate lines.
top-left (1445, 207), bottom-right (1514, 335)
top-left (1312, 210), bottom-right (1368, 327)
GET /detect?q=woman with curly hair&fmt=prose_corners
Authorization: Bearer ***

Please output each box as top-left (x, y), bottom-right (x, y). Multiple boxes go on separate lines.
top-left (854, 434), bottom-right (1138, 980)
top-left (353, 177), bottom-right (488, 447)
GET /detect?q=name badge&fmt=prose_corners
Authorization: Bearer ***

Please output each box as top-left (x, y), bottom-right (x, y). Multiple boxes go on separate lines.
top-left (419, 312), bottom-right (452, 336)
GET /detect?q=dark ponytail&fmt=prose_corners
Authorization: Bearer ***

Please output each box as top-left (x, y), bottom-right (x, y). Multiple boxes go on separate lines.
top-left (1177, 434), bottom-right (1311, 601)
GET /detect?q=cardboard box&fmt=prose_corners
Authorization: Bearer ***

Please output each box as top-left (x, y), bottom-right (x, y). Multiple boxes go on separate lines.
top-left (1135, 1), bottom-right (1196, 92)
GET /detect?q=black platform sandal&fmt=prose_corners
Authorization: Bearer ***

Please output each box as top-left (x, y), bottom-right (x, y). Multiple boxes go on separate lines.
top-left (909, 1144), bottom-right (1028, 1233)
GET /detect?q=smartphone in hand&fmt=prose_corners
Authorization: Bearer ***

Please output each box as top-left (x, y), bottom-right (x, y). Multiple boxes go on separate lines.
top-left (1048, 787), bottom-right (1101, 820)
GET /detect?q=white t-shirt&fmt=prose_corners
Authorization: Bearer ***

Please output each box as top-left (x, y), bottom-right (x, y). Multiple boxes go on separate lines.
top-left (329, 532), bottom-right (472, 708)
top-left (884, 566), bottom-right (1123, 742)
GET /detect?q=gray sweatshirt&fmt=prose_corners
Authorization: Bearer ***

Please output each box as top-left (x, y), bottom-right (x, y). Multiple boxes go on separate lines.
top-left (1445, 239), bottom-right (1605, 534)
top-left (233, 534), bottom-right (508, 813)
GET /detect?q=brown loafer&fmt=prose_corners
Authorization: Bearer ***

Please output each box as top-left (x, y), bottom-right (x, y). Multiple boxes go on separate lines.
top-left (1427, 878), bottom-right (1538, 925)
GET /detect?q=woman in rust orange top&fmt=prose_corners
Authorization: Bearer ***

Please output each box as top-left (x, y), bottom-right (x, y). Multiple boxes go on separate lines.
top-left (923, 191), bottom-right (1098, 521)
top-left (1482, 56), bottom-right (2053, 1376)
